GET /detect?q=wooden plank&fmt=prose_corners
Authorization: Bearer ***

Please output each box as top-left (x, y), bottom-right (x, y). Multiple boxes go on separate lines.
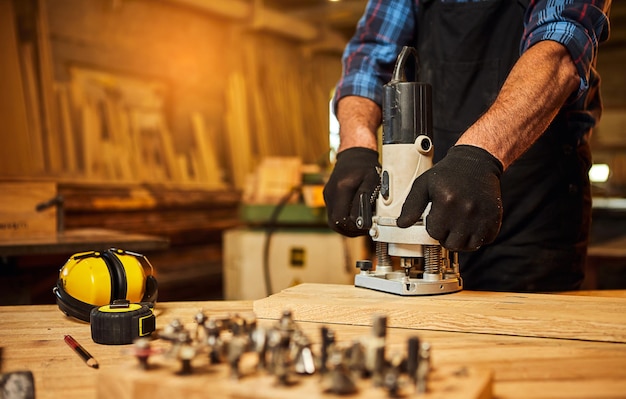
top-left (253, 284), bottom-right (626, 343)
top-left (0, 227), bottom-right (168, 256)
top-left (158, 119), bottom-right (182, 182)
top-left (101, 93), bottom-right (133, 181)
top-left (131, 110), bottom-right (169, 182)
top-left (562, 290), bottom-right (626, 298)
top-left (55, 83), bottom-right (78, 174)
top-left (0, 301), bottom-right (253, 399)
top-left (225, 71), bottom-right (254, 189)
top-left (0, 181), bottom-right (56, 240)
top-left (58, 182), bottom-right (240, 211)
top-left (495, 379), bottom-right (626, 399)
top-left (0, 0), bottom-right (33, 176)
top-left (191, 112), bottom-right (224, 188)
top-left (19, 43), bottom-right (46, 173)
top-left (177, 154), bottom-right (192, 183)
top-left (80, 100), bottom-right (101, 179)
top-left (100, 141), bottom-right (116, 180)
top-left (36, 0), bottom-right (62, 173)
top-left (65, 208), bottom-right (239, 245)
top-left (97, 361), bottom-right (491, 399)
top-left (249, 157), bottom-right (302, 204)
top-left (1, 301), bottom-right (626, 399)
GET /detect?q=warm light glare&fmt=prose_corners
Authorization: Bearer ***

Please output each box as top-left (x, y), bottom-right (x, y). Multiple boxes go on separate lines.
top-left (329, 99), bottom-right (340, 163)
top-left (589, 163), bottom-right (610, 183)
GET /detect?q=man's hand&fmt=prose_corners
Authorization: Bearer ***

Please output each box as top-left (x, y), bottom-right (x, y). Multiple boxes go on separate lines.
top-left (396, 145), bottom-right (503, 251)
top-left (323, 147), bottom-right (380, 237)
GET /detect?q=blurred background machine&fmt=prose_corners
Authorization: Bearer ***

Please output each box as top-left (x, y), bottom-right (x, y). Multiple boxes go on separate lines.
top-left (223, 227), bottom-right (365, 300)
top-left (223, 156), bottom-right (367, 300)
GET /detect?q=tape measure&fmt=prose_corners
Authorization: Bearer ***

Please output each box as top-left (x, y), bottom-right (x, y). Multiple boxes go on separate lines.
top-left (90, 299), bottom-right (156, 345)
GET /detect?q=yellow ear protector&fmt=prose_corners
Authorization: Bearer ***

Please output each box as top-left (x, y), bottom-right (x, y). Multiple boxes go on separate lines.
top-left (53, 248), bottom-right (158, 322)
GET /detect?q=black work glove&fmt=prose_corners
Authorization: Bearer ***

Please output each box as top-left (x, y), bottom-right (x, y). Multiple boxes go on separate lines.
top-left (323, 147), bottom-right (381, 237)
top-left (396, 145), bottom-right (503, 251)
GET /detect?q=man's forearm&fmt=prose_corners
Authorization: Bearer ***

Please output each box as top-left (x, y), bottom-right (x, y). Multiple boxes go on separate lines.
top-left (457, 40), bottom-right (580, 170)
top-left (336, 96), bottom-right (381, 152)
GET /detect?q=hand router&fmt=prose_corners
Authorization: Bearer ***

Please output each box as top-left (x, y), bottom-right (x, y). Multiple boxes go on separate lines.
top-left (354, 46), bottom-right (462, 296)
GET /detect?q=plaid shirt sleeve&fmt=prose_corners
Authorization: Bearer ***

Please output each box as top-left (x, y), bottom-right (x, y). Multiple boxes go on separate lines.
top-left (335, 0), bottom-right (610, 109)
top-left (522, 0), bottom-right (611, 96)
top-left (334, 0), bottom-right (418, 109)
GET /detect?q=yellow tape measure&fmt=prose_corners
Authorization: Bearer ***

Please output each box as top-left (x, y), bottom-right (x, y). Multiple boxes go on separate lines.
top-left (90, 299), bottom-right (156, 345)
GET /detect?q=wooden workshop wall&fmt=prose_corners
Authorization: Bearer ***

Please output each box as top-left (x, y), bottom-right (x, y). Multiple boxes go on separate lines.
top-left (1, 0), bottom-right (345, 303)
top-left (0, 0), bottom-right (35, 176)
top-left (225, 31), bottom-right (341, 188)
top-left (45, 0), bottom-right (232, 186)
top-left (2, 0), bottom-right (343, 188)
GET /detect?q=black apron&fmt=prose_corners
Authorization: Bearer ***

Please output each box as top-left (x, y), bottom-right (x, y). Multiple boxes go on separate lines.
top-left (416, 0), bottom-right (592, 291)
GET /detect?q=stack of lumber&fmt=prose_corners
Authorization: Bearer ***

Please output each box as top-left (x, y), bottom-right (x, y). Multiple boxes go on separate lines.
top-left (65, 68), bottom-right (225, 188)
top-left (224, 31), bottom-right (340, 189)
top-left (58, 182), bottom-right (242, 301)
top-left (60, 182), bottom-right (240, 244)
top-left (0, 0), bottom-right (38, 176)
top-left (3, 0), bottom-right (343, 192)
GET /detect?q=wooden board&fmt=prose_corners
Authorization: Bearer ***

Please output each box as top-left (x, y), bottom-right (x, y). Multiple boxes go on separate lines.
top-left (0, 0), bottom-right (33, 176)
top-left (19, 43), bottom-right (45, 174)
top-left (97, 358), bottom-right (492, 399)
top-left (0, 227), bottom-right (168, 257)
top-left (36, 0), bottom-right (62, 174)
top-left (0, 181), bottom-right (57, 240)
top-left (2, 300), bottom-right (626, 399)
top-left (253, 284), bottom-right (626, 343)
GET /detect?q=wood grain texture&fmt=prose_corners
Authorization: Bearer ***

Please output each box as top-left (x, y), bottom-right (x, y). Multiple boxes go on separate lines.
top-left (1, 299), bottom-right (626, 399)
top-left (0, 0), bottom-right (32, 176)
top-left (97, 362), bottom-right (491, 399)
top-left (253, 284), bottom-right (626, 343)
top-left (0, 301), bottom-right (252, 399)
top-left (0, 227), bottom-right (169, 257)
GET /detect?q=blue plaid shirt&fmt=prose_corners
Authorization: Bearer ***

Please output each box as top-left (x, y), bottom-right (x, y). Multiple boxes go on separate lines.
top-left (335, 0), bottom-right (611, 108)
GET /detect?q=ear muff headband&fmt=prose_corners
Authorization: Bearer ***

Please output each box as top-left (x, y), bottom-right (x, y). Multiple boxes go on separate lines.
top-left (101, 249), bottom-right (128, 300)
top-left (110, 248), bottom-right (158, 305)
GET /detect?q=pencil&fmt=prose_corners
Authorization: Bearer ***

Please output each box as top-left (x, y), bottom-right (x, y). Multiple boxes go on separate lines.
top-left (64, 335), bottom-right (99, 369)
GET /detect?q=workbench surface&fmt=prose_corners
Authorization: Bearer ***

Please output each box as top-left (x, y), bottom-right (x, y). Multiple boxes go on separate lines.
top-left (1, 284), bottom-right (626, 399)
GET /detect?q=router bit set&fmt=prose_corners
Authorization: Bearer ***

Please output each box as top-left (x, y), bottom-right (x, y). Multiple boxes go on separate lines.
top-left (126, 309), bottom-right (433, 397)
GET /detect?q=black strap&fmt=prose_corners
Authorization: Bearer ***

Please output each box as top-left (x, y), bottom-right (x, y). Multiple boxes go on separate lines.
top-left (102, 250), bottom-right (128, 300)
